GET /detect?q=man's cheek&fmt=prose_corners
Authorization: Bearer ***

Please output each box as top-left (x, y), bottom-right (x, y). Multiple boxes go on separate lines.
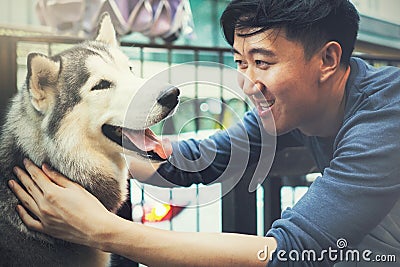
top-left (237, 72), bottom-right (245, 89)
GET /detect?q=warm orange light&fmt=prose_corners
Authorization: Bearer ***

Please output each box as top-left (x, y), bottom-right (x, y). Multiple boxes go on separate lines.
top-left (141, 203), bottom-right (186, 223)
top-left (144, 203), bottom-right (172, 222)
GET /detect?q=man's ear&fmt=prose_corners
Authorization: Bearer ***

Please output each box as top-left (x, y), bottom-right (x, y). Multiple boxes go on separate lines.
top-left (319, 41), bottom-right (342, 82)
top-left (27, 53), bottom-right (61, 114)
top-left (95, 12), bottom-right (118, 46)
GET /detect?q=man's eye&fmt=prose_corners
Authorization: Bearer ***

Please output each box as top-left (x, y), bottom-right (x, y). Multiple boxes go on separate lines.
top-left (235, 59), bottom-right (247, 69)
top-left (255, 60), bottom-right (269, 67)
top-left (92, 80), bottom-right (112, 91)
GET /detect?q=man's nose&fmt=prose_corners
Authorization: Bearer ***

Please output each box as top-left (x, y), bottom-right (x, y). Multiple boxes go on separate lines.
top-left (237, 67), bottom-right (263, 96)
top-left (241, 77), bottom-right (262, 96)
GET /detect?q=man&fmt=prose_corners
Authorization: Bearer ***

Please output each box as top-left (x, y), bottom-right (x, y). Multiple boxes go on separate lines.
top-left (9, 0), bottom-right (400, 266)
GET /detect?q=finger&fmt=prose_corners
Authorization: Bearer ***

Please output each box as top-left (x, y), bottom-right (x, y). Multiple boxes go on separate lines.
top-left (13, 167), bottom-right (44, 202)
top-left (8, 180), bottom-right (41, 217)
top-left (162, 137), bottom-right (173, 158)
top-left (153, 137), bottom-right (172, 159)
top-left (23, 159), bottom-right (54, 192)
top-left (16, 205), bottom-right (45, 233)
top-left (42, 164), bottom-right (73, 188)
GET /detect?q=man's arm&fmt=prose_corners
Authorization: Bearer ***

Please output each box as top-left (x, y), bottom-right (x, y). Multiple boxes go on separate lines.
top-left (266, 101), bottom-right (400, 266)
top-left (9, 159), bottom-right (277, 266)
top-left (127, 110), bottom-right (298, 188)
top-left (126, 155), bottom-right (163, 182)
top-left (101, 216), bottom-right (277, 266)
top-left (133, 110), bottom-right (279, 188)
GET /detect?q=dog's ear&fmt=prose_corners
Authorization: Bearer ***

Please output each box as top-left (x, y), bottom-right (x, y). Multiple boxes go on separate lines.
top-left (27, 53), bottom-right (61, 114)
top-left (96, 12), bottom-right (118, 47)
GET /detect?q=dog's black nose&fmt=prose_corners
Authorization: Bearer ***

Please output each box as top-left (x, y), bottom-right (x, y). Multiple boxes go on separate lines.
top-left (157, 87), bottom-right (180, 109)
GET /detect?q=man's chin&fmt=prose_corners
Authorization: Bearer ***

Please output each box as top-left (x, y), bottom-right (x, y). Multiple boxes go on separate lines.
top-left (260, 115), bottom-right (278, 136)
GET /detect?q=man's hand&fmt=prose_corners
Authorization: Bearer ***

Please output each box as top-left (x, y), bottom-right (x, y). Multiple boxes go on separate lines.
top-left (126, 137), bottom-right (173, 182)
top-left (8, 159), bottom-right (115, 247)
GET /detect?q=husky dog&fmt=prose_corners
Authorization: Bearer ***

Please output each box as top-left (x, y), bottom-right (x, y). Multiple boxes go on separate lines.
top-left (0, 14), bottom-right (179, 267)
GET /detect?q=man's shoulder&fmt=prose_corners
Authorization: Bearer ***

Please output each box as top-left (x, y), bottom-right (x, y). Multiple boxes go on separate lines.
top-left (346, 57), bottom-right (400, 116)
top-left (350, 57), bottom-right (400, 89)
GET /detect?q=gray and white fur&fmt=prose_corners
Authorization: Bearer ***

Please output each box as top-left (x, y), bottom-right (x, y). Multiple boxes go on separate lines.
top-left (0, 13), bottom-right (179, 267)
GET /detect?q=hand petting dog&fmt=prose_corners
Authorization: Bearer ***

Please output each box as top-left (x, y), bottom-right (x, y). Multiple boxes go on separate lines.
top-left (9, 159), bottom-right (116, 248)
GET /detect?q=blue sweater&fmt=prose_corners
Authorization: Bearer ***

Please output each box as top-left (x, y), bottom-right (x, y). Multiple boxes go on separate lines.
top-left (152, 58), bottom-right (400, 266)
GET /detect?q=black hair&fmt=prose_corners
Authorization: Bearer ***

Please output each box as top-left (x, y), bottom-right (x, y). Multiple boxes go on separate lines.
top-left (220, 0), bottom-right (360, 66)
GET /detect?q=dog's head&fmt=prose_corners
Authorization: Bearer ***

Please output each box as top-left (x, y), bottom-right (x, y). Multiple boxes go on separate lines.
top-left (22, 13), bottom-right (179, 210)
top-left (25, 14), bottom-right (179, 167)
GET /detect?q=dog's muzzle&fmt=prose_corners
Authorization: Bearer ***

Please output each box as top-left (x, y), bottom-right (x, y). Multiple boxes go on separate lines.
top-left (102, 87), bottom-right (180, 161)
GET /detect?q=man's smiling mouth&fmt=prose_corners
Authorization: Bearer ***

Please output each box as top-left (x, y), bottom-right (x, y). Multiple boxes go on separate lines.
top-left (253, 96), bottom-right (275, 118)
top-left (259, 100), bottom-right (275, 110)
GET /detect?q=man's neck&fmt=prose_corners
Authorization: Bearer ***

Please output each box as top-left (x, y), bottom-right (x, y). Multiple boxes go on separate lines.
top-left (299, 66), bottom-right (351, 137)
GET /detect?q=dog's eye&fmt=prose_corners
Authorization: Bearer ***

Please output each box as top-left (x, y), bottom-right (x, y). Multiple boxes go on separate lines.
top-left (92, 80), bottom-right (112, 91)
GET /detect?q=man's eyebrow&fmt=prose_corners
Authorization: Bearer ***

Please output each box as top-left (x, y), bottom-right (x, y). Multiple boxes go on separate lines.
top-left (231, 47), bottom-right (276, 57)
top-left (249, 48), bottom-right (277, 57)
top-left (231, 48), bottom-right (240, 55)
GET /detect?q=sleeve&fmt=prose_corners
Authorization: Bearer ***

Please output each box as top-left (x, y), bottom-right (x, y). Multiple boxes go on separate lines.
top-left (147, 110), bottom-right (278, 187)
top-left (266, 103), bottom-right (400, 266)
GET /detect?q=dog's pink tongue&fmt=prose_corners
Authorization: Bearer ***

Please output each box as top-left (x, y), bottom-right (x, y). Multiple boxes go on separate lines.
top-left (123, 128), bottom-right (172, 159)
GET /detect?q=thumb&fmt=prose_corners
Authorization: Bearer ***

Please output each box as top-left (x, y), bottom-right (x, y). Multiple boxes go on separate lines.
top-left (42, 164), bottom-right (73, 188)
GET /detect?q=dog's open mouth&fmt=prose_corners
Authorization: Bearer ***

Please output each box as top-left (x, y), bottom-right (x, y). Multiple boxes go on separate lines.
top-left (102, 124), bottom-right (167, 161)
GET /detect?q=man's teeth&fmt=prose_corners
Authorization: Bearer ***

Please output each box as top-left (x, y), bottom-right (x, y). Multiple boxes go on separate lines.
top-left (259, 100), bottom-right (275, 109)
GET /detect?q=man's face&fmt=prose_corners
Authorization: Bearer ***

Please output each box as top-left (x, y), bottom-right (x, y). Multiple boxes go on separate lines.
top-left (233, 28), bottom-right (323, 136)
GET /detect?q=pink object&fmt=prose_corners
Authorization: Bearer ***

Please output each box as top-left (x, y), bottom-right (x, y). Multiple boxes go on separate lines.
top-left (35, 0), bottom-right (194, 41)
